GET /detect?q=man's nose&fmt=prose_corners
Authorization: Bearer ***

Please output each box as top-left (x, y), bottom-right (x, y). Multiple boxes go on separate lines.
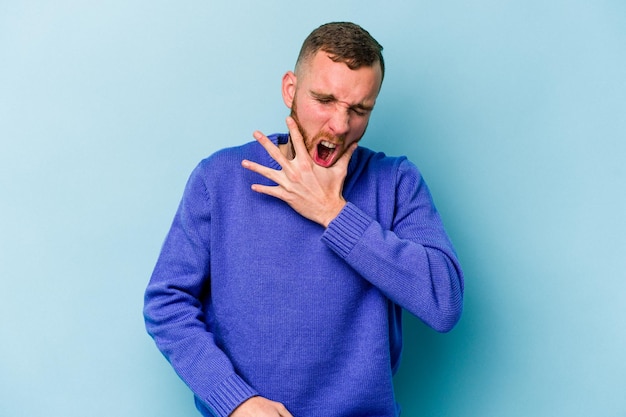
top-left (328, 107), bottom-right (350, 136)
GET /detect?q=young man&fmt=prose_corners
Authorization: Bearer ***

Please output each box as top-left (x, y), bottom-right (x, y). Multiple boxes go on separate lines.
top-left (144, 22), bottom-right (464, 417)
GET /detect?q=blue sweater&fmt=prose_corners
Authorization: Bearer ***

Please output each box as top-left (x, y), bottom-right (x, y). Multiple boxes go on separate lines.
top-left (144, 133), bottom-right (464, 417)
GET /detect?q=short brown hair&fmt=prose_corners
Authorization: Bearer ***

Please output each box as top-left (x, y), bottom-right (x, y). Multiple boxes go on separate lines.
top-left (295, 22), bottom-right (385, 80)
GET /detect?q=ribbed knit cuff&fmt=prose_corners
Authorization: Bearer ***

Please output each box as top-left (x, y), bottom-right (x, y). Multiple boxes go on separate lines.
top-left (205, 374), bottom-right (258, 417)
top-left (321, 202), bottom-right (372, 258)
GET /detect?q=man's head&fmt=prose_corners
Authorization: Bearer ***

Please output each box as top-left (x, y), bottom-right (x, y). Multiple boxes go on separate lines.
top-left (282, 22), bottom-right (384, 167)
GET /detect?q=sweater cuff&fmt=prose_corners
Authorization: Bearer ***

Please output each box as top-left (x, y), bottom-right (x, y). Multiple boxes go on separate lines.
top-left (205, 374), bottom-right (258, 417)
top-left (322, 202), bottom-right (372, 258)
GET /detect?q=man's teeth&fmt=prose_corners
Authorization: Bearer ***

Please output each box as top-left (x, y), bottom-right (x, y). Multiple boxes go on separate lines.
top-left (321, 140), bottom-right (336, 149)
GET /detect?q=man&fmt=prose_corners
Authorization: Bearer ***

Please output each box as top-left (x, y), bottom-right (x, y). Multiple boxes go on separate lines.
top-left (144, 22), bottom-right (464, 417)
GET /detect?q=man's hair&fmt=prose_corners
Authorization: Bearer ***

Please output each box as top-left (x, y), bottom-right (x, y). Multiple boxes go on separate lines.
top-left (295, 22), bottom-right (385, 81)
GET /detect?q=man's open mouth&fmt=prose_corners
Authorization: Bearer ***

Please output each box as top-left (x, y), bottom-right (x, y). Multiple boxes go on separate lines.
top-left (317, 140), bottom-right (337, 163)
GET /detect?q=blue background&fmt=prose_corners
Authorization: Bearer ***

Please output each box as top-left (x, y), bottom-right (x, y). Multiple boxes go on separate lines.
top-left (1, 1), bottom-right (625, 416)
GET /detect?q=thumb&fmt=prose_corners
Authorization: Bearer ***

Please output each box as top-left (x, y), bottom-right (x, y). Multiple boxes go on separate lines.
top-left (336, 142), bottom-right (358, 170)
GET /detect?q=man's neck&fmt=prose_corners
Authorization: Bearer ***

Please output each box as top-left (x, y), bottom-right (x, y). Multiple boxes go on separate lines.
top-left (278, 137), bottom-right (296, 160)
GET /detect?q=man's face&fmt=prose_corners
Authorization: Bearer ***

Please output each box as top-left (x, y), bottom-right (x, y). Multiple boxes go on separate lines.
top-left (283, 51), bottom-right (383, 168)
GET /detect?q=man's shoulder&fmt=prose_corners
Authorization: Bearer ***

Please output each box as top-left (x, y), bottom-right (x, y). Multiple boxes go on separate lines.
top-left (198, 133), bottom-right (287, 168)
top-left (353, 145), bottom-right (412, 172)
top-left (203, 141), bottom-right (255, 162)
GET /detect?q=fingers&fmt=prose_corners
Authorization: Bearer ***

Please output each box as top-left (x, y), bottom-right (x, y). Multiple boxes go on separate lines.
top-left (229, 395), bottom-right (293, 417)
top-left (285, 116), bottom-right (310, 161)
top-left (243, 127), bottom-right (297, 185)
top-left (253, 130), bottom-right (287, 167)
top-left (241, 158), bottom-right (283, 184)
top-left (336, 141), bottom-right (358, 169)
top-left (278, 403), bottom-right (294, 417)
top-left (243, 130), bottom-right (290, 196)
top-left (272, 399), bottom-right (294, 417)
top-left (249, 182), bottom-right (284, 200)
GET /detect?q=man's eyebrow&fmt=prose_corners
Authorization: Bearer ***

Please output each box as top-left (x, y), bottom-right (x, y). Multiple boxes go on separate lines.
top-left (310, 91), bottom-right (374, 111)
top-left (353, 102), bottom-right (375, 111)
top-left (310, 91), bottom-right (336, 101)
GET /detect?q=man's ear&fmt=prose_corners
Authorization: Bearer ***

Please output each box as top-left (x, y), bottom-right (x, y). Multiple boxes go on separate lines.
top-left (282, 71), bottom-right (297, 109)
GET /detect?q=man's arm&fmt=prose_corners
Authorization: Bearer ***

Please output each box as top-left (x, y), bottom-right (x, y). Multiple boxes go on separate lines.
top-left (143, 162), bottom-right (258, 416)
top-left (321, 162), bottom-right (464, 332)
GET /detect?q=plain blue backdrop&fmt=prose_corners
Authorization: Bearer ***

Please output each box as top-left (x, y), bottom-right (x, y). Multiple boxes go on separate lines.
top-left (1, 1), bottom-right (625, 416)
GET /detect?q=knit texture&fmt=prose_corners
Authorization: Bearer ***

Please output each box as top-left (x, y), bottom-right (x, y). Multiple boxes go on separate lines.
top-left (144, 133), bottom-right (464, 417)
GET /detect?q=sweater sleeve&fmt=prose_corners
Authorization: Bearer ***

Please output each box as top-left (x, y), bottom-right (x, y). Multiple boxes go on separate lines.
top-left (321, 159), bottom-right (464, 332)
top-left (143, 162), bottom-right (258, 416)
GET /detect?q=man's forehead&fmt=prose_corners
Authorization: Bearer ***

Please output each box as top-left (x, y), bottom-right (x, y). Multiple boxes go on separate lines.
top-left (302, 53), bottom-right (381, 99)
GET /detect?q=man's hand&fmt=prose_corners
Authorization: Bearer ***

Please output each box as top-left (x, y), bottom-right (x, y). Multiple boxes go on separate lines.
top-left (241, 117), bottom-right (357, 227)
top-left (230, 396), bottom-right (293, 417)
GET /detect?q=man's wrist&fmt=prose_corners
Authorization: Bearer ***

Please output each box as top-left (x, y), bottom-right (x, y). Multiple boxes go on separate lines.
top-left (322, 200), bottom-right (347, 228)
